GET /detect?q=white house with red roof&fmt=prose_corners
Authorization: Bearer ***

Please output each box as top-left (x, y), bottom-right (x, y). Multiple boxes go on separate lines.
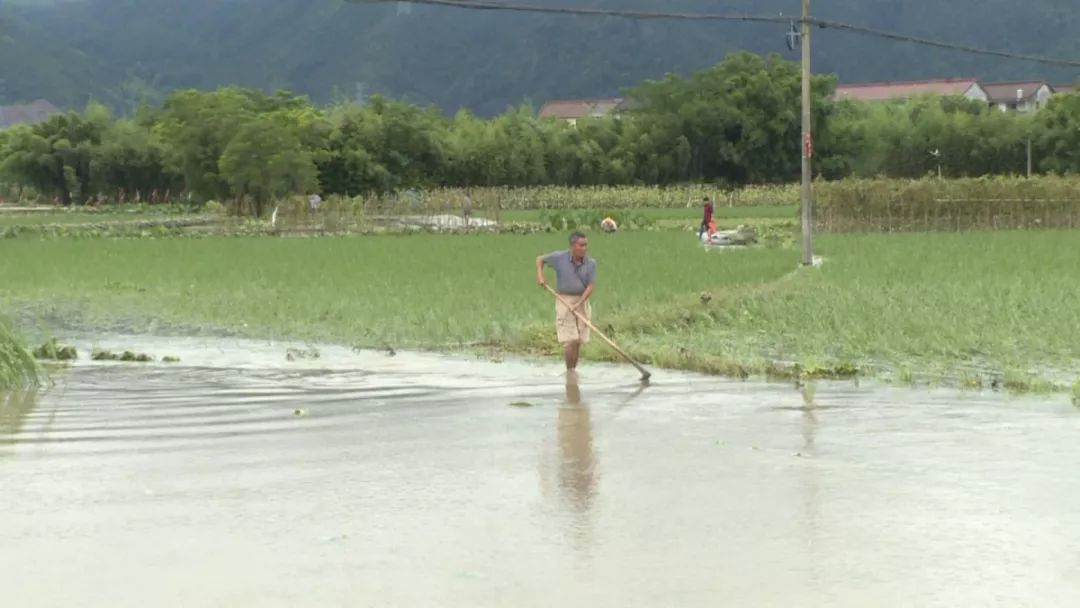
top-left (834, 77), bottom-right (1078, 112)
top-left (537, 98), bottom-right (629, 125)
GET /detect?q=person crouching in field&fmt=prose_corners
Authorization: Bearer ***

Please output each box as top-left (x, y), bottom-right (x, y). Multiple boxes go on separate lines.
top-left (536, 231), bottom-right (597, 372)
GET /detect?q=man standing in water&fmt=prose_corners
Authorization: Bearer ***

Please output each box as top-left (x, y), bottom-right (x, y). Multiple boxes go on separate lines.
top-left (698, 196), bottom-right (715, 240)
top-left (536, 231), bottom-right (596, 371)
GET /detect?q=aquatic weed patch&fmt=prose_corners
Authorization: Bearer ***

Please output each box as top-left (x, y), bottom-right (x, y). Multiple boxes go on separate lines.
top-left (32, 339), bottom-right (78, 361)
top-left (91, 349), bottom-right (154, 362)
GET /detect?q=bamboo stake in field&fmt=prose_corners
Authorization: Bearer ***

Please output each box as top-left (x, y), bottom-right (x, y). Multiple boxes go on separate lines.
top-left (544, 284), bottom-right (651, 382)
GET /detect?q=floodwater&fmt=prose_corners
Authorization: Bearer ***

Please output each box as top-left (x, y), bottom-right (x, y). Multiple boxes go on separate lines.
top-left (2, 336), bottom-right (1079, 608)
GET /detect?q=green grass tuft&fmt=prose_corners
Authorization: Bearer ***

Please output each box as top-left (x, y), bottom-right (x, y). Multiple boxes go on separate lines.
top-left (0, 320), bottom-right (42, 389)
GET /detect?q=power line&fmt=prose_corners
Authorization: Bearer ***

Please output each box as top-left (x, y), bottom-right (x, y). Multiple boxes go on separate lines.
top-left (357, 0), bottom-right (786, 24)
top-left (351, 0), bottom-right (1080, 68)
top-left (349, 0), bottom-right (792, 25)
top-left (813, 18), bottom-right (1080, 68)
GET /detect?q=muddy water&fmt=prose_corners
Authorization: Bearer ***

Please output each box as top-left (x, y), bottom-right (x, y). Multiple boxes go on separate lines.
top-left (2, 336), bottom-right (1080, 608)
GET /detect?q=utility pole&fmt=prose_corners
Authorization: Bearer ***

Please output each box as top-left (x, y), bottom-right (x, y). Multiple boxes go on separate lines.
top-left (800, 0), bottom-right (813, 266)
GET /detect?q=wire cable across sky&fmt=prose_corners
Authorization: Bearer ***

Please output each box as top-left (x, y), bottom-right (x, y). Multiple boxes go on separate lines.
top-left (350, 0), bottom-right (1080, 68)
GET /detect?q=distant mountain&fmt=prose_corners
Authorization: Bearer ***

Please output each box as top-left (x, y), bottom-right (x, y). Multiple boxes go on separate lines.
top-left (0, 6), bottom-right (117, 107)
top-left (6, 0), bottom-right (1079, 114)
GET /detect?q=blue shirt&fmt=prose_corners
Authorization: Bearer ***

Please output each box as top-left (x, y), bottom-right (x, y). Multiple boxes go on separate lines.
top-left (543, 250), bottom-right (597, 295)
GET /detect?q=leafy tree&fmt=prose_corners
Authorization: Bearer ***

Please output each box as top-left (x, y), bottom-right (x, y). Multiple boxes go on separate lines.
top-left (317, 97), bottom-right (446, 194)
top-left (2, 51), bottom-right (1079, 199)
top-left (1036, 94), bottom-right (1080, 174)
top-left (0, 111), bottom-right (104, 205)
top-left (625, 52), bottom-right (835, 185)
top-left (92, 119), bottom-right (179, 198)
top-left (218, 116), bottom-right (318, 216)
top-left (153, 88), bottom-right (259, 201)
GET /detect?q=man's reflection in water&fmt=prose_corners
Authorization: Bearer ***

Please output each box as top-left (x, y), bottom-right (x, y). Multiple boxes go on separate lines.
top-left (0, 390), bottom-right (38, 440)
top-left (801, 384), bottom-right (818, 454)
top-left (557, 371), bottom-right (597, 544)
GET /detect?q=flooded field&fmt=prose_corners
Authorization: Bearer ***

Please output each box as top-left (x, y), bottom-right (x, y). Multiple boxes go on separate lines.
top-left (2, 337), bottom-right (1079, 607)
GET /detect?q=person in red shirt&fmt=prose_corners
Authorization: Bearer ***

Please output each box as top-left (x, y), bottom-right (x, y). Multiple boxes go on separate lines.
top-left (698, 197), bottom-right (715, 239)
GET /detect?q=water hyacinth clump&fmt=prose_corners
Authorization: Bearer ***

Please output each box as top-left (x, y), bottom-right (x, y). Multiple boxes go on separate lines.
top-left (33, 339), bottom-right (78, 361)
top-left (91, 349), bottom-right (154, 362)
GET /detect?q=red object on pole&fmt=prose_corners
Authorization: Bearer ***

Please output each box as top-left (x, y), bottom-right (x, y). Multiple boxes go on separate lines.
top-left (804, 132), bottom-right (813, 159)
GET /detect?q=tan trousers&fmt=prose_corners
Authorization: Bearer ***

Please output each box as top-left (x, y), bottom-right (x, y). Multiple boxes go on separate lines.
top-left (555, 295), bottom-right (592, 345)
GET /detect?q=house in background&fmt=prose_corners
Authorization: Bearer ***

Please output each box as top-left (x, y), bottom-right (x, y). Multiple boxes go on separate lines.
top-left (835, 77), bottom-right (1076, 112)
top-left (0, 99), bottom-right (61, 129)
top-left (834, 78), bottom-right (990, 103)
top-left (981, 81), bottom-right (1054, 112)
top-left (537, 98), bottom-right (629, 125)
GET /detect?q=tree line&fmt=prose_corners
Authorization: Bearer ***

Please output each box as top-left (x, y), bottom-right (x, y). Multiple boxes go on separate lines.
top-left (2, 52), bottom-right (1078, 214)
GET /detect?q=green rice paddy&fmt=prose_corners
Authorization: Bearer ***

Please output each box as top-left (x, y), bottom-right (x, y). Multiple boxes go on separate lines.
top-left (2, 226), bottom-right (1077, 388)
